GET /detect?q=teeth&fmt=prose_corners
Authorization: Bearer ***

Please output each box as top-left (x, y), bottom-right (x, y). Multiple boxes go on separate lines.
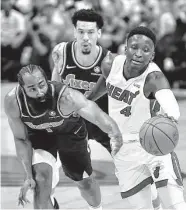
top-left (132, 60), bottom-right (141, 64)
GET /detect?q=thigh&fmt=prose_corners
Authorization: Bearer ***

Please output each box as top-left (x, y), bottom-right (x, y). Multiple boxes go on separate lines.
top-left (157, 180), bottom-right (186, 209)
top-left (148, 152), bottom-right (183, 188)
top-left (32, 149), bottom-right (60, 189)
top-left (114, 142), bottom-right (153, 196)
top-left (58, 139), bottom-right (93, 181)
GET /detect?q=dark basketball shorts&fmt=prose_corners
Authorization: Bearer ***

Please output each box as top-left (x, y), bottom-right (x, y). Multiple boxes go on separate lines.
top-left (56, 124), bottom-right (93, 181)
top-left (86, 95), bottom-right (111, 153)
top-left (28, 131), bottom-right (58, 159)
top-left (85, 121), bottom-right (111, 153)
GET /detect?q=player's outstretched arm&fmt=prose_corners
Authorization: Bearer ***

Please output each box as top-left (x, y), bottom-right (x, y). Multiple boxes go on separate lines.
top-left (87, 52), bottom-right (116, 101)
top-left (60, 88), bottom-right (123, 156)
top-left (145, 71), bottom-right (180, 121)
top-left (86, 75), bottom-right (107, 101)
top-left (51, 42), bottom-right (66, 82)
top-left (4, 89), bottom-right (33, 179)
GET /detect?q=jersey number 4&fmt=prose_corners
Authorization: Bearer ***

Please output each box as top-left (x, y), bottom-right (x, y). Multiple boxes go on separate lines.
top-left (120, 106), bottom-right (131, 117)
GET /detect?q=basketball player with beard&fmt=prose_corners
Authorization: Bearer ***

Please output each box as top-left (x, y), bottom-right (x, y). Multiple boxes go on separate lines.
top-left (4, 64), bottom-right (123, 209)
top-left (87, 26), bottom-right (186, 209)
top-left (51, 9), bottom-right (111, 153)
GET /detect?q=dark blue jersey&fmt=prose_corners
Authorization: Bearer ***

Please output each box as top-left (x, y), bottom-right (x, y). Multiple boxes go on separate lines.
top-left (58, 41), bottom-right (108, 112)
top-left (15, 81), bottom-right (85, 135)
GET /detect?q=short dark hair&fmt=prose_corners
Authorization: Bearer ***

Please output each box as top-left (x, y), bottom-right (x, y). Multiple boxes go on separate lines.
top-left (17, 64), bottom-right (47, 86)
top-left (72, 9), bottom-right (104, 29)
top-left (127, 26), bottom-right (156, 46)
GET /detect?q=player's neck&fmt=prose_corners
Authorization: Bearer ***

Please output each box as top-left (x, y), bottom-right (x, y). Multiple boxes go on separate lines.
top-left (74, 43), bottom-right (100, 66)
top-left (123, 61), bottom-right (148, 80)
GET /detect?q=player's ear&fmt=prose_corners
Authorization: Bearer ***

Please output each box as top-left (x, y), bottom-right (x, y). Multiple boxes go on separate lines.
top-left (124, 45), bottom-right (127, 53)
top-left (150, 51), bottom-right (155, 62)
top-left (98, 29), bottom-right (101, 39)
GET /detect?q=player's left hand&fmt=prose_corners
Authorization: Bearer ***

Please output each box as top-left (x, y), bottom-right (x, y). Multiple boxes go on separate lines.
top-left (18, 178), bottom-right (36, 207)
top-left (159, 114), bottom-right (178, 124)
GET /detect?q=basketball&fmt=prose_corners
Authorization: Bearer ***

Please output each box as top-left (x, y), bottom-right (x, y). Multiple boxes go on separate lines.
top-left (139, 116), bottom-right (179, 156)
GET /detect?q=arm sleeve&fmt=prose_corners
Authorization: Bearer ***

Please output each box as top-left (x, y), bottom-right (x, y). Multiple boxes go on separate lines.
top-left (155, 89), bottom-right (180, 121)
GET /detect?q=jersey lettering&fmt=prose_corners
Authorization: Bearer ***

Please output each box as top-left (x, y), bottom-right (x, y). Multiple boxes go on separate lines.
top-left (107, 82), bottom-right (140, 105)
top-left (25, 119), bottom-right (64, 130)
top-left (63, 74), bottom-right (96, 91)
top-left (120, 106), bottom-right (132, 117)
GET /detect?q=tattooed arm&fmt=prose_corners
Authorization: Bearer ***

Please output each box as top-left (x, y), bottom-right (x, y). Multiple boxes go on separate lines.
top-left (51, 42), bottom-right (67, 82)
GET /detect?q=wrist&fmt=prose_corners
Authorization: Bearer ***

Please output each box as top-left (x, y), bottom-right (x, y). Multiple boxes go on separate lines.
top-left (25, 174), bottom-right (33, 180)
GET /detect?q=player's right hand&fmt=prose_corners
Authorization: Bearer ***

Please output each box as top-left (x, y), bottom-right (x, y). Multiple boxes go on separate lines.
top-left (18, 178), bottom-right (36, 207)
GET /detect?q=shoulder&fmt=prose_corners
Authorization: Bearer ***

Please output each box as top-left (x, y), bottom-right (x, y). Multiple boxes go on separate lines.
top-left (145, 67), bottom-right (170, 96)
top-left (146, 62), bottom-right (167, 84)
top-left (4, 87), bottom-right (20, 118)
top-left (59, 87), bottom-right (87, 111)
top-left (101, 52), bottom-right (118, 78)
top-left (52, 42), bottom-right (67, 62)
top-left (52, 42), bottom-right (67, 54)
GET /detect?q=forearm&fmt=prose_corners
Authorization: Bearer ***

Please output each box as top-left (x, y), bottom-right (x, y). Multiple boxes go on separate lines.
top-left (95, 111), bottom-right (122, 140)
top-left (86, 76), bottom-right (107, 101)
top-left (15, 138), bottom-right (33, 179)
top-left (155, 89), bottom-right (180, 121)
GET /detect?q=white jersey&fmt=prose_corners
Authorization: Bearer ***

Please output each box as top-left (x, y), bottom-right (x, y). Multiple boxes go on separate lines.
top-left (106, 55), bottom-right (162, 142)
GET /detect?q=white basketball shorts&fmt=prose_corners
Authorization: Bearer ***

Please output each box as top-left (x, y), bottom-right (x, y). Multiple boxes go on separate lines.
top-left (32, 149), bottom-right (61, 189)
top-left (113, 141), bottom-right (183, 198)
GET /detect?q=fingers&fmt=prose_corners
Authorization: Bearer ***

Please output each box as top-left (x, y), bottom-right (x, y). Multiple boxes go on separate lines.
top-left (18, 186), bottom-right (30, 207)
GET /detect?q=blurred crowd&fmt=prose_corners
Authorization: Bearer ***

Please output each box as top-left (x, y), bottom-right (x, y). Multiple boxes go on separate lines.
top-left (1, 0), bottom-right (186, 88)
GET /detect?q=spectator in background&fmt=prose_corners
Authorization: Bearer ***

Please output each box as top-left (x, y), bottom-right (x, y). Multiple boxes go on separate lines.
top-left (174, 0), bottom-right (186, 41)
top-left (158, 0), bottom-right (176, 39)
top-left (21, 2), bottom-right (54, 79)
top-left (1, 0), bottom-right (27, 81)
top-left (154, 0), bottom-right (186, 88)
top-left (99, 0), bottom-right (127, 53)
top-left (54, 0), bottom-right (76, 43)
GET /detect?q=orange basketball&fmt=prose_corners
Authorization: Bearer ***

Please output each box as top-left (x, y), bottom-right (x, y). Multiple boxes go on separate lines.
top-left (139, 116), bottom-right (179, 156)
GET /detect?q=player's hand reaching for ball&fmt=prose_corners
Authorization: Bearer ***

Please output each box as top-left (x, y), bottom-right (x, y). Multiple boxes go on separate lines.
top-left (159, 114), bottom-right (178, 124)
top-left (18, 178), bottom-right (36, 207)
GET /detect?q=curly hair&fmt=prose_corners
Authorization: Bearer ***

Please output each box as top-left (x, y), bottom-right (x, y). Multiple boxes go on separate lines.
top-left (72, 9), bottom-right (104, 29)
top-left (17, 64), bottom-right (47, 86)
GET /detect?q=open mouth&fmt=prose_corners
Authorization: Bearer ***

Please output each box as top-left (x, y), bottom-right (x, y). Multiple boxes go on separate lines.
top-left (37, 96), bottom-right (46, 102)
top-left (132, 60), bottom-right (142, 65)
